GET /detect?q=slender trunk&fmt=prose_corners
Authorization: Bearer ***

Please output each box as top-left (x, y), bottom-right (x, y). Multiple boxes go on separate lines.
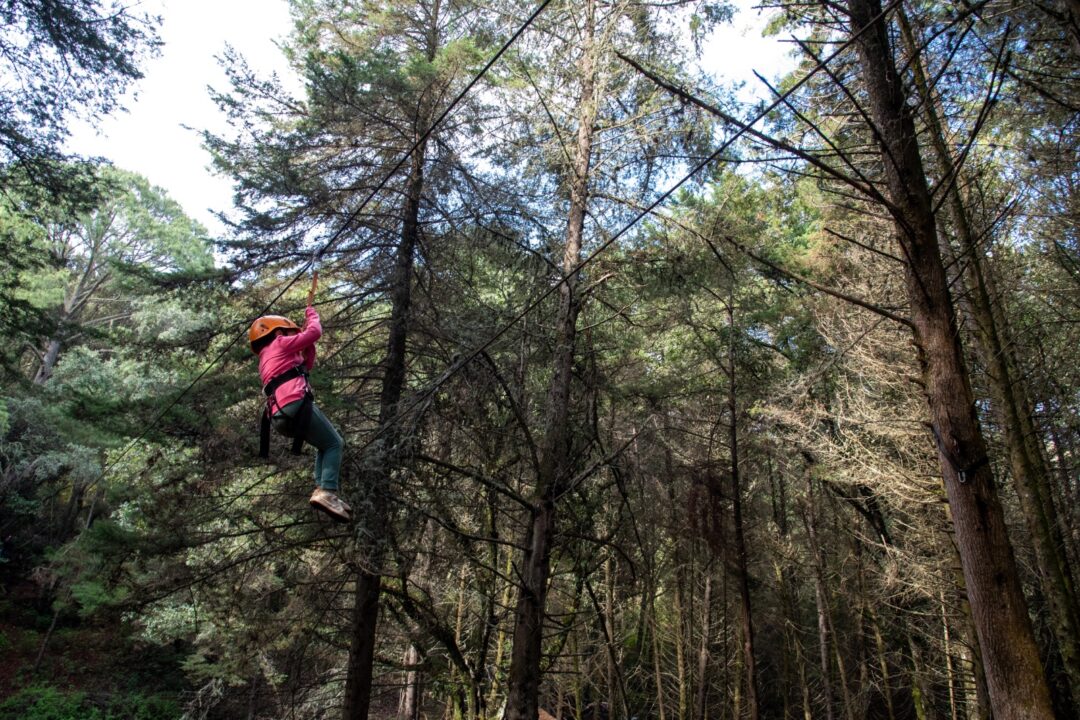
top-left (652, 606), bottom-right (668, 720)
top-left (33, 337), bottom-right (63, 385)
top-left (572, 630), bottom-right (584, 720)
top-left (813, 568), bottom-right (833, 720)
top-left (727, 299), bottom-right (759, 720)
top-left (342, 128), bottom-right (428, 720)
top-left (693, 573), bottom-right (712, 720)
top-left (847, 1), bottom-right (1055, 716)
top-left (869, 606), bottom-right (896, 720)
top-left (899, 13), bottom-right (1080, 702)
top-left (674, 569), bottom-right (689, 720)
top-left (941, 593), bottom-right (959, 720)
top-left (771, 460), bottom-right (801, 720)
top-left (798, 644), bottom-right (813, 720)
top-left (777, 560), bottom-right (810, 720)
top-left (908, 638), bottom-right (938, 720)
top-left (502, 4), bottom-right (596, 717)
top-left (606, 557), bottom-right (616, 720)
top-left (946, 532), bottom-right (991, 720)
top-left (488, 551), bottom-right (515, 711)
top-left (804, 494), bottom-right (834, 720)
top-left (452, 564), bottom-right (471, 716)
top-left (724, 561), bottom-right (736, 720)
top-left (399, 523), bottom-right (436, 720)
top-left (399, 643), bottom-right (423, 720)
top-left (32, 606), bottom-right (60, 674)
top-left (833, 621), bottom-right (856, 720)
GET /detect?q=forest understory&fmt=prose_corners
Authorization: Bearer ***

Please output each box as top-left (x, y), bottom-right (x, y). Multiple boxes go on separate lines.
top-left (2, 0), bottom-right (1080, 719)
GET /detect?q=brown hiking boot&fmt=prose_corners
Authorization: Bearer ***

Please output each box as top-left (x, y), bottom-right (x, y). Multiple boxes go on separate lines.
top-left (310, 488), bottom-right (352, 523)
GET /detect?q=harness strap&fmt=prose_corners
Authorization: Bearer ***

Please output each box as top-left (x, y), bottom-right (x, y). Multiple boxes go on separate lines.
top-left (289, 392), bottom-right (314, 455)
top-left (259, 365), bottom-right (313, 458)
top-left (264, 366), bottom-right (308, 403)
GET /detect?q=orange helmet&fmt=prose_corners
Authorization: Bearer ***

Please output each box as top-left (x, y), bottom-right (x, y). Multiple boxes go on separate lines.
top-left (248, 315), bottom-right (300, 353)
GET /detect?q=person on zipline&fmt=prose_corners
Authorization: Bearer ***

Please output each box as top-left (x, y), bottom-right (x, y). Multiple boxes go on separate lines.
top-left (249, 304), bottom-right (351, 523)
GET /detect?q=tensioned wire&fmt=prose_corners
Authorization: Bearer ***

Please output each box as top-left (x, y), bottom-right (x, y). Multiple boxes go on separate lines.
top-left (100, 0), bottom-right (906, 493)
top-left (91, 0), bottom-right (556, 483)
top-left (75, 0), bottom-right (906, 604)
top-left (338, 0), bottom-right (908, 463)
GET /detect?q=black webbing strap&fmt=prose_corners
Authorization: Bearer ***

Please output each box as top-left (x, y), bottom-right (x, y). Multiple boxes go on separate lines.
top-left (259, 366), bottom-right (312, 458)
top-left (259, 411), bottom-right (272, 458)
top-left (264, 365), bottom-right (307, 399)
top-left (289, 392), bottom-right (314, 455)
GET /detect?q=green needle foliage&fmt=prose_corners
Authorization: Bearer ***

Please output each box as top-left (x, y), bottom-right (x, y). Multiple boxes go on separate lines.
top-left (3, 1), bottom-right (1080, 719)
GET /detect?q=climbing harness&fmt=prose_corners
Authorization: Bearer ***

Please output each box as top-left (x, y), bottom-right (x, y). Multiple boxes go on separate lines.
top-left (259, 364), bottom-right (315, 458)
top-left (256, 265), bottom-right (322, 459)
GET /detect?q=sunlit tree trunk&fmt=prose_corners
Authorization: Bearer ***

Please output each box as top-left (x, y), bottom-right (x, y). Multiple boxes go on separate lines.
top-left (846, 0), bottom-right (1056, 716)
top-left (399, 643), bottom-right (423, 720)
top-left (674, 565), bottom-right (689, 720)
top-left (897, 12), bottom-right (1080, 704)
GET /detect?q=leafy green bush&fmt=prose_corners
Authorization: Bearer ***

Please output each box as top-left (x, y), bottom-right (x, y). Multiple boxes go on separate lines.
top-left (0, 686), bottom-right (88, 720)
top-left (0, 685), bottom-right (180, 720)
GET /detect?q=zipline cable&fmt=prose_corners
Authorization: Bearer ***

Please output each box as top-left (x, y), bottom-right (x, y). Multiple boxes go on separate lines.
top-left (98, 0), bottom-right (902, 494)
top-left (90, 0), bottom-right (554, 484)
top-left (340, 0), bottom-right (907, 461)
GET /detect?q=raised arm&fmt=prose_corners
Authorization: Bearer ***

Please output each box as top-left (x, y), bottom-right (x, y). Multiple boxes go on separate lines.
top-left (276, 307), bottom-right (322, 354)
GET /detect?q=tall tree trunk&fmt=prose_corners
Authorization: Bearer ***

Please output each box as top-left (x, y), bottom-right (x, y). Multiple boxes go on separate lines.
top-left (399, 643), bottom-right (423, 720)
top-left (845, 1), bottom-right (1056, 717)
top-left (674, 567), bottom-right (689, 720)
top-left (868, 606), bottom-right (896, 720)
top-left (652, 600), bottom-right (669, 720)
top-left (898, 12), bottom-right (1080, 703)
top-left (908, 638), bottom-right (939, 720)
top-left (502, 3), bottom-right (596, 717)
top-left (804, 485), bottom-right (835, 720)
top-left (941, 592), bottom-right (959, 720)
top-left (726, 299), bottom-right (759, 720)
top-left (33, 337), bottom-right (63, 385)
top-left (342, 129), bottom-right (429, 720)
top-left (693, 573), bottom-right (712, 720)
top-left (944, 529), bottom-right (992, 720)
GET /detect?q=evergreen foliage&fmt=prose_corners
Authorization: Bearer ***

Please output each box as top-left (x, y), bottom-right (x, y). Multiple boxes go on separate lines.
top-left (3, 1), bottom-right (1080, 719)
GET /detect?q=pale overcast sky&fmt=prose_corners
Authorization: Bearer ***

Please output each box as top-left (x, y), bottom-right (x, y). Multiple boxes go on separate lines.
top-left (66, 0), bottom-right (793, 238)
top-left (66, 0), bottom-right (297, 237)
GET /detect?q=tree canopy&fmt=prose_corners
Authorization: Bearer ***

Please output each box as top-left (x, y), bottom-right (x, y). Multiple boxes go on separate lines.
top-left (3, 2), bottom-right (1080, 720)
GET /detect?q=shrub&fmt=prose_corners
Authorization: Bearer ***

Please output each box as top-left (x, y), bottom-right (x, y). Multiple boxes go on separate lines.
top-left (0, 685), bottom-right (180, 720)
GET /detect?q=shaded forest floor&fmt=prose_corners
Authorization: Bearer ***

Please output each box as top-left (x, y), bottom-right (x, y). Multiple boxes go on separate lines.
top-left (0, 585), bottom-right (187, 719)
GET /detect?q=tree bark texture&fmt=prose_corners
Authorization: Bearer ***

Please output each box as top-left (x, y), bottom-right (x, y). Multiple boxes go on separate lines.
top-left (845, 0), bottom-right (1056, 716)
top-left (898, 13), bottom-right (1080, 703)
top-left (502, 3), bottom-right (596, 718)
top-left (802, 480), bottom-right (835, 720)
top-left (342, 129), bottom-right (428, 720)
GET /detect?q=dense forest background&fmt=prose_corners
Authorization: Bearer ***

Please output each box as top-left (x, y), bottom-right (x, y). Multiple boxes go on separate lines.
top-left (2, 0), bottom-right (1079, 719)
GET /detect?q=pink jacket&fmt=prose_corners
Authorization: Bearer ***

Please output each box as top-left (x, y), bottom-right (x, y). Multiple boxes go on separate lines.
top-left (258, 307), bottom-right (321, 412)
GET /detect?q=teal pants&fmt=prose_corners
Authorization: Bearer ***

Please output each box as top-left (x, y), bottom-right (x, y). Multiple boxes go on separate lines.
top-left (272, 400), bottom-right (343, 491)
